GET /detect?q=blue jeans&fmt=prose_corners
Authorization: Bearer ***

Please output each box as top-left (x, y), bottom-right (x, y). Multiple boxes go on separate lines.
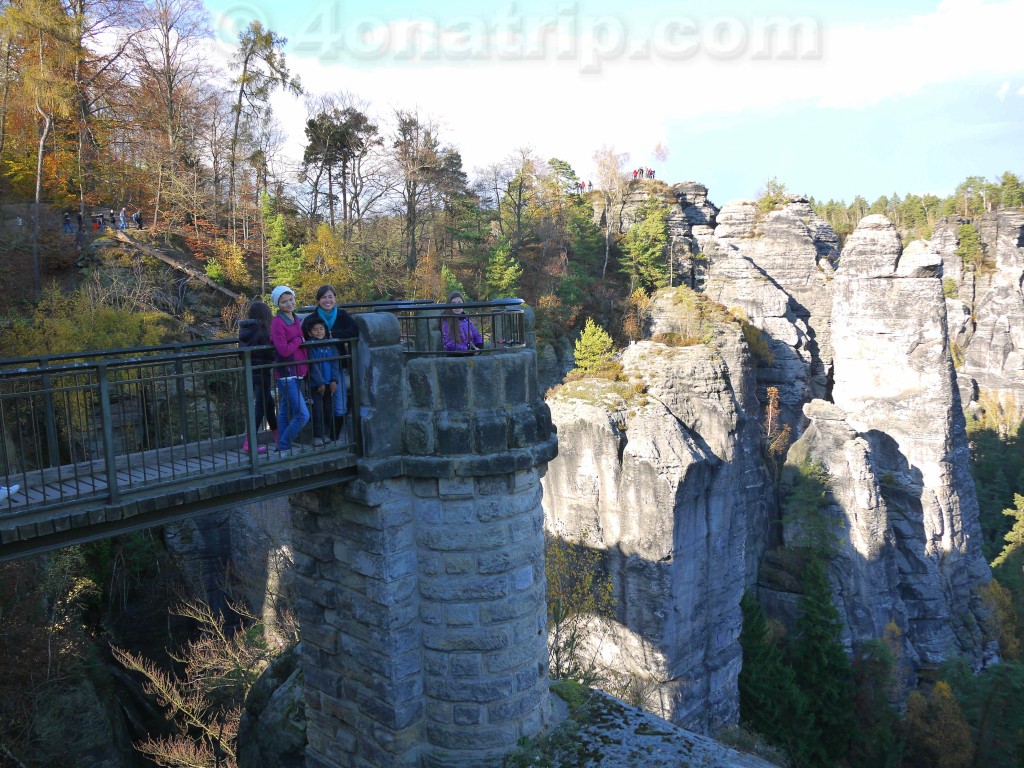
top-left (276, 377), bottom-right (309, 450)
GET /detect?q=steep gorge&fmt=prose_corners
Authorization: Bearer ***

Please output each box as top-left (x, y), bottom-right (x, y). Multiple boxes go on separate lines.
top-left (543, 185), bottom-right (1018, 731)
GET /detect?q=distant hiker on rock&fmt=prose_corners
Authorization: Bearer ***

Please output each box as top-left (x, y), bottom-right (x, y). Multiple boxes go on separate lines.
top-left (119, 207), bottom-right (127, 230)
top-left (132, 210), bottom-right (142, 229)
top-left (63, 213), bottom-right (73, 234)
top-left (587, 180), bottom-right (593, 192)
top-left (632, 169), bottom-right (638, 180)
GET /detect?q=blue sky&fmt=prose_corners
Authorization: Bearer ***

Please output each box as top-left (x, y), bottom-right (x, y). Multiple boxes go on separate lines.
top-left (204, 0), bottom-right (1024, 205)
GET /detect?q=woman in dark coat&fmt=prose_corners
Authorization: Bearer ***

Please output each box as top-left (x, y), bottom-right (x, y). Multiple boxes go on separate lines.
top-left (238, 300), bottom-right (277, 452)
top-left (300, 285), bottom-right (359, 439)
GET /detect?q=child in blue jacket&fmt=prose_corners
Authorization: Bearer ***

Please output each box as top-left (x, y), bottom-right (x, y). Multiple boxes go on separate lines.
top-left (305, 317), bottom-right (344, 445)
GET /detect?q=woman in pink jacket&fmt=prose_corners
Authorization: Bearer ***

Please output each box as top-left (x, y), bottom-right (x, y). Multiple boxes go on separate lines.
top-left (269, 286), bottom-right (309, 455)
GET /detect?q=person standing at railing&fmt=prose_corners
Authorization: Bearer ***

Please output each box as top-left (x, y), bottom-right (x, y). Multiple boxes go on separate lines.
top-left (304, 317), bottom-right (344, 447)
top-left (301, 285), bottom-right (358, 441)
top-left (239, 300), bottom-right (278, 453)
top-left (441, 290), bottom-right (483, 354)
top-left (270, 286), bottom-right (309, 456)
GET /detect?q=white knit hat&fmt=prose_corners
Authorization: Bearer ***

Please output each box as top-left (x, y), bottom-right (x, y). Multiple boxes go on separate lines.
top-left (270, 285), bottom-right (293, 307)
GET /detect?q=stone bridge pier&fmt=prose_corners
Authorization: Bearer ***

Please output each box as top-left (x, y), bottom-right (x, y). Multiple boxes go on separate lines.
top-left (289, 309), bottom-right (558, 768)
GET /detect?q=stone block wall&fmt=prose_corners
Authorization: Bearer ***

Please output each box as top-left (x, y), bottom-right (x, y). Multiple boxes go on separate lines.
top-left (290, 308), bottom-right (557, 768)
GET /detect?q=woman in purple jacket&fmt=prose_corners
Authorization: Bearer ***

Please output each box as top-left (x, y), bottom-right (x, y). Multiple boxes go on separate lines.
top-left (269, 286), bottom-right (309, 455)
top-left (441, 291), bottom-right (483, 353)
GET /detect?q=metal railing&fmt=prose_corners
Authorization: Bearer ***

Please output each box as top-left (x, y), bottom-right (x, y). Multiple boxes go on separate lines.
top-left (384, 299), bottom-right (526, 354)
top-left (295, 298), bottom-right (526, 354)
top-left (0, 341), bottom-right (357, 517)
top-left (0, 297), bottom-right (527, 518)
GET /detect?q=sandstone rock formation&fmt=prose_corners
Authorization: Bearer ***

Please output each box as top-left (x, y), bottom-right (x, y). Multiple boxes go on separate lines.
top-left (772, 216), bottom-right (995, 667)
top-left (704, 198), bottom-right (839, 429)
top-left (543, 288), bottom-right (770, 731)
top-left (959, 211), bottom-right (1024, 414)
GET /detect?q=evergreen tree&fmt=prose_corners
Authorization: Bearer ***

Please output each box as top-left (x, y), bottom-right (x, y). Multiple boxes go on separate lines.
top-left (573, 318), bottom-right (614, 374)
top-left (441, 264), bottom-right (465, 299)
top-left (993, 494), bottom-right (1024, 569)
top-left (620, 198), bottom-right (669, 293)
top-left (849, 640), bottom-right (902, 768)
top-left (757, 177), bottom-right (788, 213)
top-left (941, 659), bottom-right (1024, 768)
top-left (738, 592), bottom-right (811, 765)
top-left (263, 193), bottom-right (302, 289)
top-left (791, 556), bottom-right (858, 766)
top-left (483, 239), bottom-right (523, 299)
top-left (956, 223), bottom-right (984, 270)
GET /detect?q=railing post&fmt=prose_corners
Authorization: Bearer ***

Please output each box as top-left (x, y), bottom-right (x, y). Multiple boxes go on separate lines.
top-left (242, 349), bottom-right (259, 471)
top-left (348, 343), bottom-right (361, 455)
top-left (39, 357), bottom-right (60, 468)
top-left (96, 363), bottom-right (120, 504)
top-left (174, 355), bottom-right (188, 445)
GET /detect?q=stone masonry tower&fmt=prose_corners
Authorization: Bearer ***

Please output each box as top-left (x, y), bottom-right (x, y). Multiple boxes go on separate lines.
top-left (289, 309), bottom-right (558, 768)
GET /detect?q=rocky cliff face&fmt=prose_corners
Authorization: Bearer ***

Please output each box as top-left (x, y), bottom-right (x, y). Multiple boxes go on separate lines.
top-left (543, 289), bottom-right (770, 731)
top-left (703, 198), bottom-right (839, 429)
top-left (773, 215), bottom-right (995, 667)
top-left (959, 212), bottom-right (1024, 413)
top-left (542, 197), bottom-right (999, 735)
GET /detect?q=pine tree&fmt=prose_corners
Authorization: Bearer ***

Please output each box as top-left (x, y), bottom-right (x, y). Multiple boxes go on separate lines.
top-left (262, 194), bottom-right (302, 289)
top-left (792, 556), bottom-right (858, 765)
top-left (738, 592), bottom-right (812, 765)
top-left (483, 239), bottom-right (523, 299)
top-left (848, 640), bottom-right (902, 768)
top-left (993, 494), bottom-right (1024, 568)
top-left (573, 318), bottom-right (614, 374)
top-left (620, 198), bottom-right (669, 293)
top-left (441, 265), bottom-right (465, 299)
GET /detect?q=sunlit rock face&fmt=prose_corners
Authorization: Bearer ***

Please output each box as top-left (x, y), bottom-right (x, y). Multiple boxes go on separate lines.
top-left (705, 198), bottom-right (839, 430)
top-left (543, 290), bottom-right (770, 732)
top-left (778, 215), bottom-right (995, 669)
top-left (960, 211), bottom-right (1024, 414)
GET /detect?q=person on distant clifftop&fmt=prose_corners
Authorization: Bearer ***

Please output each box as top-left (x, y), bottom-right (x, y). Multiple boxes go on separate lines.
top-left (132, 210), bottom-right (142, 229)
top-left (441, 290), bottom-right (483, 354)
top-left (239, 299), bottom-right (278, 454)
top-left (301, 284), bottom-right (357, 442)
top-left (62, 213), bottom-right (73, 234)
top-left (270, 286), bottom-right (309, 456)
top-left (119, 207), bottom-right (127, 231)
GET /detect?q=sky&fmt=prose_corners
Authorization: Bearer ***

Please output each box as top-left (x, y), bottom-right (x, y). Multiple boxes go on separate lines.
top-left (202, 0), bottom-right (1024, 206)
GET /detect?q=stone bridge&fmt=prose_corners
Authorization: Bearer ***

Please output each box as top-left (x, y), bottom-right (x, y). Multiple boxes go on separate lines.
top-left (0, 301), bottom-right (557, 768)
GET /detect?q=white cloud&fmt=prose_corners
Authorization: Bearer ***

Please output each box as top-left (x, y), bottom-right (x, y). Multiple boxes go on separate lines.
top-left (225, 0), bottom-right (1024, 183)
top-left (997, 81), bottom-right (1010, 100)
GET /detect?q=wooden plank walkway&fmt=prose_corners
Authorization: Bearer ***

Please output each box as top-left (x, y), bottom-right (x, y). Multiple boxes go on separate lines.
top-left (0, 436), bottom-right (359, 561)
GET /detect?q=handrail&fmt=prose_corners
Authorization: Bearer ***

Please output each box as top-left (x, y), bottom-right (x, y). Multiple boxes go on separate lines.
top-left (0, 341), bottom-right (359, 519)
top-left (0, 299), bottom-right (524, 370)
